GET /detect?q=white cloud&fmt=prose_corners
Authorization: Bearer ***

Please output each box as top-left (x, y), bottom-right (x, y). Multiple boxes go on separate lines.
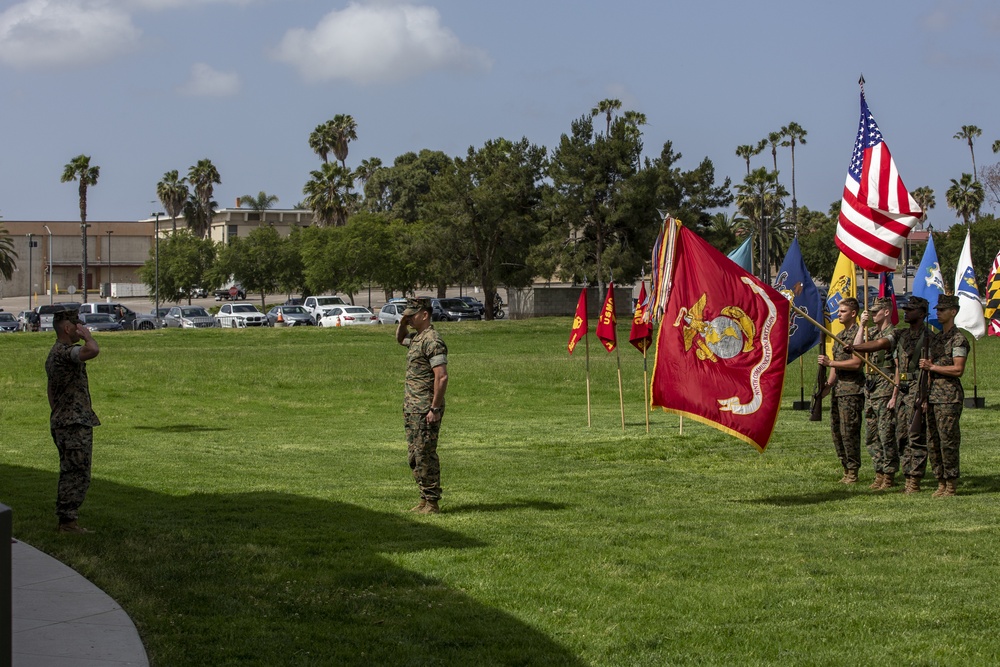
top-left (0, 0), bottom-right (141, 69)
top-left (176, 62), bottom-right (241, 96)
top-left (272, 1), bottom-right (492, 84)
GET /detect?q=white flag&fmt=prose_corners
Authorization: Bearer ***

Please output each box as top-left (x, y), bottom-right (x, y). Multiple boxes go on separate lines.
top-left (954, 229), bottom-right (986, 339)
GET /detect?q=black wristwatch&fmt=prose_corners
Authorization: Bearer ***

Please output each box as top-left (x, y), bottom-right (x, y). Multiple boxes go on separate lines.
top-left (429, 407), bottom-right (443, 414)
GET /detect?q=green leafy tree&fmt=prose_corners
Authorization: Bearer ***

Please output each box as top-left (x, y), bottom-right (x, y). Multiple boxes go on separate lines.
top-left (735, 167), bottom-right (790, 279)
top-left (239, 191), bottom-right (279, 225)
top-left (0, 224), bottom-right (17, 280)
top-left (362, 150), bottom-right (453, 221)
top-left (954, 125), bottom-right (982, 180)
top-left (138, 230), bottom-right (216, 304)
top-left (303, 162), bottom-right (358, 226)
top-left (277, 226), bottom-right (308, 298)
top-left (781, 122), bottom-right (807, 233)
top-left (214, 226), bottom-right (285, 310)
top-left (61, 154), bottom-right (100, 301)
top-left (796, 204), bottom-right (840, 283)
top-left (188, 159), bottom-right (221, 238)
top-left (934, 214), bottom-right (999, 292)
top-left (735, 140), bottom-right (766, 176)
top-left (427, 137), bottom-right (548, 319)
top-left (157, 170), bottom-right (189, 233)
top-left (946, 173), bottom-right (984, 226)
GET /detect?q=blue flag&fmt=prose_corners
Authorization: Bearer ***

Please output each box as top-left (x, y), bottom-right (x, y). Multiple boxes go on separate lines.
top-left (727, 236), bottom-right (753, 273)
top-left (773, 238), bottom-right (821, 363)
top-left (913, 232), bottom-right (945, 331)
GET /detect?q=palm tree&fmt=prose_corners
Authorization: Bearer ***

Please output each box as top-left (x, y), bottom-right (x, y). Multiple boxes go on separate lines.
top-left (0, 224), bottom-right (18, 280)
top-left (780, 122), bottom-right (807, 234)
top-left (157, 170), bottom-right (189, 233)
top-left (911, 185), bottom-right (935, 229)
top-left (735, 167), bottom-right (790, 282)
top-left (61, 154), bottom-right (100, 302)
top-left (946, 173), bottom-right (984, 226)
top-left (239, 191), bottom-right (279, 225)
top-left (735, 140), bottom-right (766, 176)
top-left (354, 157), bottom-right (383, 188)
top-left (303, 163), bottom-right (358, 226)
top-left (188, 159), bottom-right (221, 239)
top-left (330, 114), bottom-right (358, 169)
top-left (765, 131), bottom-right (783, 173)
top-left (308, 122), bottom-right (336, 164)
top-left (590, 98), bottom-right (622, 136)
top-left (953, 125), bottom-right (982, 181)
top-left (994, 139), bottom-right (1000, 154)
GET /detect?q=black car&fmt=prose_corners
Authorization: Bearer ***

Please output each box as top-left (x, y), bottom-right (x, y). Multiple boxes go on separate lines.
top-left (456, 296), bottom-right (485, 316)
top-left (433, 298), bottom-right (482, 321)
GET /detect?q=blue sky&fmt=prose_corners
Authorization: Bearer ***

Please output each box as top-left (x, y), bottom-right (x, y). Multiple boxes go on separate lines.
top-left (2, 0), bottom-right (998, 228)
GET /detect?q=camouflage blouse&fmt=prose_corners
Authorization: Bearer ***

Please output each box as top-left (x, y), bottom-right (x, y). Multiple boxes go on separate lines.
top-left (404, 326), bottom-right (448, 414)
top-left (45, 341), bottom-right (101, 428)
top-left (833, 323), bottom-right (864, 396)
top-left (927, 326), bottom-right (969, 405)
top-left (865, 323), bottom-right (897, 399)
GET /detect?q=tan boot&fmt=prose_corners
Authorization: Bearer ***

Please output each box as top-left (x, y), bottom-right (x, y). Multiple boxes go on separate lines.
top-left (409, 499), bottom-right (427, 512)
top-left (903, 476), bottom-right (921, 494)
top-left (941, 479), bottom-right (957, 497)
top-left (418, 500), bottom-right (440, 514)
top-left (879, 473), bottom-right (897, 490)
top-left (869, 473), bottom-right (885, 490)
top-left (841, 470), bottom-right (858, 485)
top-left (838, 469), bottom-right (850, 483)
top-left (57, 521), bottom-right (90, 534)
top-left (931, 480), bottom-right (947, 498)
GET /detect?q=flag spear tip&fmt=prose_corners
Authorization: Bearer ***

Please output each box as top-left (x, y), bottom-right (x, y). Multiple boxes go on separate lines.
top-left (858, 73), bottom-right (865, 85)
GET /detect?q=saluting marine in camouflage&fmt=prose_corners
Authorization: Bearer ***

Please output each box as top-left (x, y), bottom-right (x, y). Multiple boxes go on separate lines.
top-left (847, 297), bottom-right (898, 489)
top-left (818, 298), bottom-right (864, 483)
top-left (919, 295), bottom-right (969, 497)
top-left (893, 296), bottom-right (929, 491)
top-left (45, 307), bottom-right (101, 533)
top-left (397, 298), bottom-right (449, 514)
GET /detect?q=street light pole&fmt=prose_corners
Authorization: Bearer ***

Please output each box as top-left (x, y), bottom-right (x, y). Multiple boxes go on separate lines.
top-left (153, 212), bottom-right (162, 324)
top-left (81, 221), bottom-right (89, 303)
top-left (106, 230), bottom-right (113, 293)
top-left (43, 225), bottom-right (53, 305)
top-left (26, 233), bottom-right (34, 312)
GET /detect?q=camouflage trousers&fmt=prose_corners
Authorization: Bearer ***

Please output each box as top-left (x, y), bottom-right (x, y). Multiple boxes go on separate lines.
top-left (895, 387), bottom-right (928, 478)
top-left (864, 395), bottom-right (898, 474)
top-left (927, 402), bottom-right (962, 480)
top-left (404, 412), bottom-right (442, 501)
top-left (830, 393), bottom-right (863, 472)
top-left (51, 425), bottom-right (93, 523)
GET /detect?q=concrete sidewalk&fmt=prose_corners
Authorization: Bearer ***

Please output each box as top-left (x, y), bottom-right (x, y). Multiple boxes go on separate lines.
top-left (11, 539), bottom-right (148, 666)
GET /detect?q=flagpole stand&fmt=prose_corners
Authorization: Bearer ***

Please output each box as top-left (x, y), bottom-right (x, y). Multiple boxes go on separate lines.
top-left (964, 339), bottom-right (985, 408)
top-left (792, 356), bottom-right (809, 409)
top-left (963, 392), bottom-right (985, 409)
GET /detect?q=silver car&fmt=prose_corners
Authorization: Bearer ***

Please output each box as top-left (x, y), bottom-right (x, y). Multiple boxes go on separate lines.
top-left (267, 305), bottom-right (316, 327)
top-left (164, 306), bottom-right (218, 329)
top-left (0, 312), bottom-right (19, 333)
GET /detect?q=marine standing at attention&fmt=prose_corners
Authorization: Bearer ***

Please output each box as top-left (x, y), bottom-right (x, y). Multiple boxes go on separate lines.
top-left (892, 296), bottom-right (930, 493)
top-left (396, 297), bottom-right (448, 514)
top-left (818, 297), bottom-right (864, 484)
top-left (46, 307), bottom-right (101, 533)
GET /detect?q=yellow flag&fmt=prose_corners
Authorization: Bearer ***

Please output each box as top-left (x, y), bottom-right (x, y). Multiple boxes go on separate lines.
top-left (825, 252), bottom-right (857, 355)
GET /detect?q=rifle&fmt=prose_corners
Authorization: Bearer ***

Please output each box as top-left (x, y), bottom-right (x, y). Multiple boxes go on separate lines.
top-left (908, 318), bottom-right (931, 437)
top-left (809, 330), bottom-right (827, 422)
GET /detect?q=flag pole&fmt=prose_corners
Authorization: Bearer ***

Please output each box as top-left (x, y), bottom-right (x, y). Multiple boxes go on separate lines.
top-left (615, 344), bottom-right (625, 431)
top-left (790, 303), bottom-right (895, 384)
top-left (585, 331), bottom-right (592, 428)
top-left (643, 347), bottom-right (650, 433)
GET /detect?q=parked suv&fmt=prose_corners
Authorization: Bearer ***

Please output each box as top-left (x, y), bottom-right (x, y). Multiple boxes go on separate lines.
top-left (303, 295), bottom-right (348, 321)
top-left (77, 302), bottom-right (159, 330)
top-left (215, 302), bottom-right (269, 327)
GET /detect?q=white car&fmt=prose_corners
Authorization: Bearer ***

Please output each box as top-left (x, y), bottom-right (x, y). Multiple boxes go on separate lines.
top-left (215, 302), bottom-right (269, 328)
top-left (303, 295), bottom-right (347, 321)
top-left (377, 300), bottom-right (408, 325)
top-left (320, 306), bottom-right (379, 327)
top-left (164, 305), bottom-right (219, 329)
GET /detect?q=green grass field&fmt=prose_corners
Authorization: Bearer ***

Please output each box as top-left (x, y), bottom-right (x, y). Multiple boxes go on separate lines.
top-left (2, 320), bottom-right (999, 666)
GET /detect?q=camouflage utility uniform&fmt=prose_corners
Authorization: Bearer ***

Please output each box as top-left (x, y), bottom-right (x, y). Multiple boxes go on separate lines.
top-left (895, 325), bottom-right (928, 478)
top-left (403, 326), bottom-right (448, 502)
top-left (46, 340), bottom-right (101, 524)
top-left (926, 327), bottom-right (969, 481)
top-left (864, 323), bottom-right (898, 477)
top-left (831, 324), bottom-right (864, 474)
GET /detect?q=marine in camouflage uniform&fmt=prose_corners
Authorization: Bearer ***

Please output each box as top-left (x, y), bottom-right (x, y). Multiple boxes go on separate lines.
top-left (893, 297), bottom-right (930, 491)
top-left (818, 298), bottom-right (864, 483)
top-left (849, 298), bottom-right (898, 489)
top-left (45, 307), bottom-right (101, 533)
top-left (397, 298), bottom-right (449, 513)
top-left (919, 295), bottom-right (969, 497)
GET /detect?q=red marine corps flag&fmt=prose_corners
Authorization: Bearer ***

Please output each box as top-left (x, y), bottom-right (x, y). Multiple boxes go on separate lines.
top-left (567, 287), bottom-right (588, 354)
top-left (629, 281), bottom-right (653, 353)
top-left (596, 282), bottom-right (617, 352)
top-left (650, 219), bottom-right (790, 451)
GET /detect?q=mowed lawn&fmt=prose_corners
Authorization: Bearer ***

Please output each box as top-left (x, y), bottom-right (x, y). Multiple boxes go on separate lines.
top-left (2, 319), bottom-right (999, 666)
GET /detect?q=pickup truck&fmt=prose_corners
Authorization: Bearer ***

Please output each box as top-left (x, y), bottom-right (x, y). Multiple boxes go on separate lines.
top-left (214, 284), bottom-right (246, 301)
top-left (77, 302), bottom-right (160, 330)
top-left (303, 295), bottom-right (348, 321)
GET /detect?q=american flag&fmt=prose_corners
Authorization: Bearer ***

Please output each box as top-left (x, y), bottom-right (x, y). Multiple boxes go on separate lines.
top-left (835, 90), bottom-right (923, 273)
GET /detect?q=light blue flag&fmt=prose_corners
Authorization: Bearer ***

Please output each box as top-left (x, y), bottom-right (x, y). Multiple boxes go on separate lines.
top-left (727, 236), bottom-right (753, 272)
top-left (773, 238), bottom-right (821, 363)
top-left (913, 232), bottom-right (945, 331)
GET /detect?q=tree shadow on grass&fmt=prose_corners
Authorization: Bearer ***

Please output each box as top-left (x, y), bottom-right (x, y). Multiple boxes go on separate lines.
top-left (743, 489), bottom-right (860, 507)
top-left (4, 464), bottom-right (587, 667)
top-left (954, 474), bottom-right (1000, 495)
top-left (444, 500), bottom-right (569, 514)
top-left (133, 424), bottom-right (229, 433)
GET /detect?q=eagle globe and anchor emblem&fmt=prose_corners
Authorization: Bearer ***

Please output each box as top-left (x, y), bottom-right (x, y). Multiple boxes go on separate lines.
top-left (672, 277), bottom-right (780, 416)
